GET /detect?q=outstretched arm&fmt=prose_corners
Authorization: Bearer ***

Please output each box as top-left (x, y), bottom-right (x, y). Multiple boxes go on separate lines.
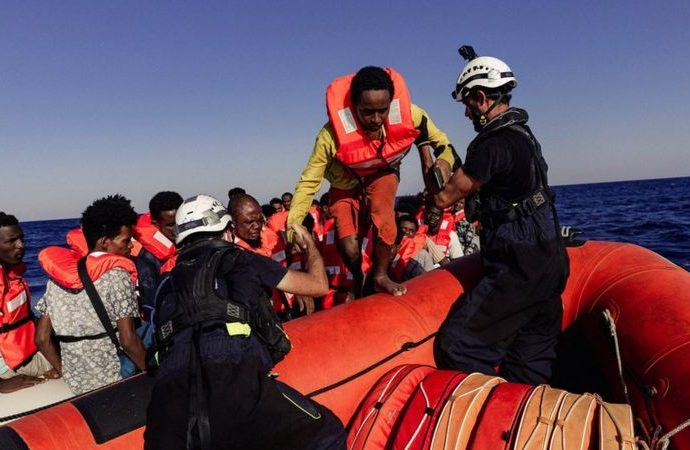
top-left (433, 168), bottom-right (482, 209)
top-left (276, 224), bottom-right (328, 297)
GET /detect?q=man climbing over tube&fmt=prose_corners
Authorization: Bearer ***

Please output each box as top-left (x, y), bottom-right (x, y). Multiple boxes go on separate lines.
top-left (287, 66), bottom-right (459, 298)
top-left (431, 47), bottom-right (569, 384)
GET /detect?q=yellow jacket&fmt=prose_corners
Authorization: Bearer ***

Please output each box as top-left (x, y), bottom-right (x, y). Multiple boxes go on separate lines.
top-left (287, 104), bottom-right (457, 233)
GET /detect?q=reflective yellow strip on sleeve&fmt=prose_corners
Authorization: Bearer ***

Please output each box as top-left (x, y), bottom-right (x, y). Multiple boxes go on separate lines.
top-left (226, 322), bottom-right (251, 337)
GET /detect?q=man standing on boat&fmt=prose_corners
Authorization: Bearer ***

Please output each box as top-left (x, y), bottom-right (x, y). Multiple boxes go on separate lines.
top-left (0, 212), bottom-right (57, 393)
top-left (287, 66), bottom-right (459, 298)
top-left (432, 47), bottom-right (569, 384)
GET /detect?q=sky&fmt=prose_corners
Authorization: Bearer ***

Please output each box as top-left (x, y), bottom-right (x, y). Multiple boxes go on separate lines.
top-left (2, 0), bottom-right (689, 221)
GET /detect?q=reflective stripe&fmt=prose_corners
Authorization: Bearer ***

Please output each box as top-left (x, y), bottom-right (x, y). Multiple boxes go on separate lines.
top-left (326, 230), bottom-right (335, 245)
top-left (440, 220), bottom-right (449, 230)
top-left (6, 291), bottom-right (27, 313)
top-left (226, 322), bottom-right (251, 337)
top-left (337, 107), bottom-right (358, 134)
top-left (388, 98), bottom-right (402, 125)
top-left (153, 230), bottom-right (174, 248)
top-left (326, 266), bottom-right (341, 275)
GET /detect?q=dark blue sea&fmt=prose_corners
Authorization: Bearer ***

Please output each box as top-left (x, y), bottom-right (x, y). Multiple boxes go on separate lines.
top-left (19, 177), bottom-right (690, 301)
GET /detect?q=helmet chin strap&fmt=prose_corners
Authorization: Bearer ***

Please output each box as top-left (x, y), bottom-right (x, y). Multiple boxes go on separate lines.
top-left (471, 92), bottom-right (505, 130)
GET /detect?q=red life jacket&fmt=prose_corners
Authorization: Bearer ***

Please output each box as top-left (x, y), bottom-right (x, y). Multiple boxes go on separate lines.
top-left (309, 206), bottom-right (324, 242)
top-left (0, 263), bottom-right (37, 370)
top-left (132, 213), bottom-right (176, 263)
top-left (389, 233), bottom-right (427, 282)
top-left (267, 210), bottom-right (289, 234)
top-left (326, 68), bottom-right (420, 177)
top-left (38, 247), bottom-right (138, 290)
top-left (418, 208), bottom-right (456, 255)
top-left (317, 219), bottom-right (374, 306)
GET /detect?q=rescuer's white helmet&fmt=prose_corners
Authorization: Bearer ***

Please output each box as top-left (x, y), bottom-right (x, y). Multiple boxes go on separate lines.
top-left (452, 55), bottom-right (517, 101)
top-left (175, 194), bottom-right (231, 244)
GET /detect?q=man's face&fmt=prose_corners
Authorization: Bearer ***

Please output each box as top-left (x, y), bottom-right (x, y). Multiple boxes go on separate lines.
top-left (103, 225), bottom-right (134, 257)
top-left (0, 225), bottom-right (25, 267)
top-left (425, 207), bottom-right (442, 229)
top-left (399, 220), bottom-right (417, 239)
top-left (281, 194), bottom-right (292, 211)
top-left (271, 201), bottom-right (283, 213)
top-left (152, 210), bottom-right (177, 243)
top-left (355, 90), bottom-right (391, 136)
top-left (234, 201), bottom-right (263, 244)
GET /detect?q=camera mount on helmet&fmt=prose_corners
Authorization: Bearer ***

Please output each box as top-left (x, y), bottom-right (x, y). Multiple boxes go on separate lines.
top-left (458, 45), bottom-right (477, 62)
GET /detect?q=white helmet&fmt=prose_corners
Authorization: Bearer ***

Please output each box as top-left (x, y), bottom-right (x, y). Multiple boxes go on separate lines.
top-left (452, 56), bottom-right (517, 101)
top-left (175, 194), bottom-right (231, 244)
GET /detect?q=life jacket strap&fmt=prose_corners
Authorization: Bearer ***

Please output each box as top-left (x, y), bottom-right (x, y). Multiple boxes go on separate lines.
top-left (480, 187), bottom-right (553, 229)
top-left (156, 300), bottom-right (251, 344)
top-left (0, 315), bottom-right (31, 334)
top-left (55, 331), bottom-right (109, 343)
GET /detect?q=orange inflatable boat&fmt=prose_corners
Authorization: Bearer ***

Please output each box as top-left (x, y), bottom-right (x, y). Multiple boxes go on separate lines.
top-left (1, 241), bottom-right (688, 449)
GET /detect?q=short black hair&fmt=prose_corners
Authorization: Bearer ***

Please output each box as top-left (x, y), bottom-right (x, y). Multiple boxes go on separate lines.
top-left (0, 212), bottom-right (19, 228)
top-left (397, 214), bottom-right (418, 230)
top-left (319, 193), bottom-right (330, 206)
top-left (281, 192), bottom-right (293, 199)
top-left (81, 194), bottom-right (138, 250)
top-left (269, 197), bottom-right (282, 206)
top-left (261, 204), bottom-right (275, 218)
top-left (227, 187), bottom-right (246, 200)
top-left (149, 191), bottom-right (183, 220)
top-left (350, 66), bottom-right (394, 105)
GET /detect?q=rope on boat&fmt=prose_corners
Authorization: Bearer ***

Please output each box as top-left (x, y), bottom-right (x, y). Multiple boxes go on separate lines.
top-left (305, 332), bottom-right (436, 398)
top-left (602, 309), bottom-right (631, 405)
top-left (637, 418), bottom-right (690, 450)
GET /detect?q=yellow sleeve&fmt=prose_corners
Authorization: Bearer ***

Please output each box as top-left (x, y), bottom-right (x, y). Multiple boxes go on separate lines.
top-left (286, 125), bottom-right (336, 238)
top-left (411, 104), bottom-right (459, 168)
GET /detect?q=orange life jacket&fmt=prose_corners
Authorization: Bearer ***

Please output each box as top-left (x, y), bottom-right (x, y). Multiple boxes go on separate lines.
top-left (0, 263), bottom-right (37, 370)
top-left (38, 247), bottom-right (138, 290)
top-left (317, 219), bottom-right (373, 306)
top-left (327, 68), bottom-right (420, 177)
top-left (132, 213), bottom-right (176, 263)
top-left (309, 206), bottom-right (324, 242)
top-left (417, 208), bottom-right (456, 255)
top-left (389, 233), bottom-right (427, 282)
top-left (267, 210), bottom-right (289, 234)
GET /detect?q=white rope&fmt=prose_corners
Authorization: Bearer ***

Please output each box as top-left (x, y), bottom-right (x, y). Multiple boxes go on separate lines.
top-left (602, 309), bottom-right (632, 405)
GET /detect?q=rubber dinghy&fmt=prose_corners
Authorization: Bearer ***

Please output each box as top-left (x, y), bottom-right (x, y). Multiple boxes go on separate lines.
top-left (0, 240), bottom-right (688, 449)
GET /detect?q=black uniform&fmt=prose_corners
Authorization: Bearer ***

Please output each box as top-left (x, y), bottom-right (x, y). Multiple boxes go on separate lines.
top-left (434, 108), bottom-right (569, 384)
top-left (144, 239), bottom-right (345, 450)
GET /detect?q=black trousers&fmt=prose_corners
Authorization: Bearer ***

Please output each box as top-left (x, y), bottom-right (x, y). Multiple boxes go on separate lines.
top-left (435, 210), bottom-right (569, 384)
top-left (144, 355), bottom-right (346, 450)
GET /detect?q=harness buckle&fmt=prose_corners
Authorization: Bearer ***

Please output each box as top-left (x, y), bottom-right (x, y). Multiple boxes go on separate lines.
top-left (159, 321), bottom-right (174, 340)
top-left (226, 302), bottom-right (241, 321)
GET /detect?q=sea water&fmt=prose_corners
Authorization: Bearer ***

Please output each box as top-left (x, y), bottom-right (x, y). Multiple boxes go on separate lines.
top-left (18, 176), bottom-right (690, 300)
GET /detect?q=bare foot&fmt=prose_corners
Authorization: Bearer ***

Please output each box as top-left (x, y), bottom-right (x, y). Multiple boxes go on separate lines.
top-left (344, 291), bottom-right (356, 303)
top-left (373, 275), bottom-right (407, 296)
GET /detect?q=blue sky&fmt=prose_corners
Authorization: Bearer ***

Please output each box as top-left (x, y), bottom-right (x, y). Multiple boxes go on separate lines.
top-left (2, 1), bottom-right (689, 220)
